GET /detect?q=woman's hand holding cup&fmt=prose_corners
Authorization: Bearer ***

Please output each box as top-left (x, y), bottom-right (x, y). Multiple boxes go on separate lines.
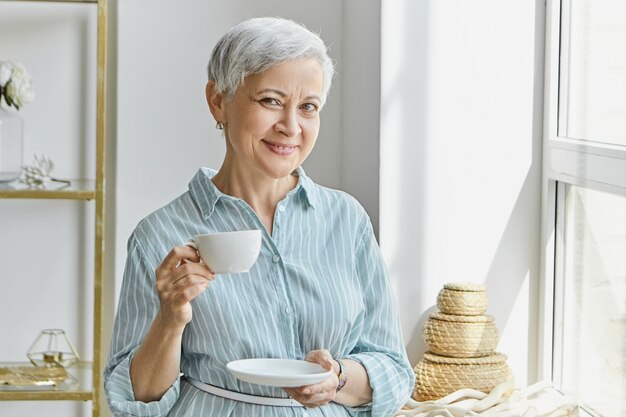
top-left (155, 230), bottom-right (261, 328)
top-left (155, 245), bottom-right (215, 328)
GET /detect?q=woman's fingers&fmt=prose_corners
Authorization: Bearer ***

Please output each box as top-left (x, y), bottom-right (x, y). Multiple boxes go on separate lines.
top-left (154, 245), bottom-right (216, 326)
top-left (305, 349), bottom-right (335, 371)
top-left (156, 268), bottom-right (212, 294)
top-left (158, 245), bottom-right (202, 273)
top-left (176, 280), bottom-right (210, 303)
top-left (156, 247), bottom-right (213, 287)
top-left (283, 349), bottom-right (339, 407)
top-left (284, 379), bottom-right (336, 407)
top-left (171, 262), bottom-right (214, 284)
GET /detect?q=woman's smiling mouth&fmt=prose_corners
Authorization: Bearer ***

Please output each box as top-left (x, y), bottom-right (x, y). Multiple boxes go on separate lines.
top-left (263, 140), bottom-right (298, 156)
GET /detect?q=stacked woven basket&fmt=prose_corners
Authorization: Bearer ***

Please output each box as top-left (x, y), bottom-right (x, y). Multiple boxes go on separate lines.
top-left (413, 282), bottom-right (513, 401)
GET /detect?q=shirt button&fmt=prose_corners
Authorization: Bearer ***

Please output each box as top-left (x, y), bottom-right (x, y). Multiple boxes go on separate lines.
top-left (302, 413), bottom-right (309, 417)
top-left (285, 307), bottom-right (291, 314)
top-left (272, 255), bottom-right (281, 263)
top-left (278, 205), bottom-right (286, 212)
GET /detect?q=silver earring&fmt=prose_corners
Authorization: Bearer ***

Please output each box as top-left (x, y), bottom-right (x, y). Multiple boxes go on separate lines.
top-left (215, 121), bottom-right (224, 130)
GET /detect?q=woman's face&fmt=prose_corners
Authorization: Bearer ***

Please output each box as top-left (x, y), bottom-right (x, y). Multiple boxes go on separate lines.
top-left (210, 58), bottom-right (324, 180)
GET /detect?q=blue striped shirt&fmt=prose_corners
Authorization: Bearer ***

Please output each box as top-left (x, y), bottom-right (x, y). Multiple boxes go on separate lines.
top-left (104, 167), bottom-right (414, 417)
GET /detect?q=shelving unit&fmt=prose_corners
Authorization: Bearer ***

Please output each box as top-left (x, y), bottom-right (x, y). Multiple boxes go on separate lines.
top-left (0, 0), bottom-right (107, 416)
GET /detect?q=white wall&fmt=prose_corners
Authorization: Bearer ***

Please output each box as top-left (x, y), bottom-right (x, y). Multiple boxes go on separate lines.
top-left (380, 0), bottom-right (545, 386)
top-left (340, 0), bottom-right (381, 234)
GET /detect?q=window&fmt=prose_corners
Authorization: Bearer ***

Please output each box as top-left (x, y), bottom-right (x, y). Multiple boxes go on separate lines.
top-left (553, 185), bottom-right (626, 416)
top-left (542, 1), bottom-right (626, 416)
top-left (558, 0), bottom-right (626, 147)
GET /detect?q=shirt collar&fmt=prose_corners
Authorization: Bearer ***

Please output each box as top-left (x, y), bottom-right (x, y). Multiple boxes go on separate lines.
top-left (189, 166), bottom-right (317, 219)
top-left (290, 166), bottom-right (318, 210)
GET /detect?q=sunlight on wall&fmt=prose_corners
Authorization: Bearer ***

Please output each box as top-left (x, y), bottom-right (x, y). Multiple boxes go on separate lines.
top-left (380, 0), bottom-right (434, 361)
top-left (380, 0), bottom-right (543, 387)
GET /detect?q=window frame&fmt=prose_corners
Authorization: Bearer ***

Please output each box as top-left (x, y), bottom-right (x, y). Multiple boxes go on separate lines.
top-left (539, 0), bottom-right (626, 415)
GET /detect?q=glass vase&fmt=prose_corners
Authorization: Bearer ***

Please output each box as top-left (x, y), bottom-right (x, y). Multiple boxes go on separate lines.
top-left (0, 106), bottom-right (24, 182)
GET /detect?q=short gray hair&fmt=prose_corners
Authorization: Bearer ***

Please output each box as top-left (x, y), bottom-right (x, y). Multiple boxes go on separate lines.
top-left (207, 17), bottom-right (335, 106)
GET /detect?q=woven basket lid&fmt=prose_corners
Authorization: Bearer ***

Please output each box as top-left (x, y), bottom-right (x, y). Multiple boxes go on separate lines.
top-left (443, 282), bottom-right (486, 292)
top-left (423, 351), bottom-right (508, 365)
top-left (437, 286), bottom-right (488, 316)
top-left (430, 311), bottom-right (494, 323)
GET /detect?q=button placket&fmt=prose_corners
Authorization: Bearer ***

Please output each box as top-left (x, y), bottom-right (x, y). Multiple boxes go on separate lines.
top-left (272, 255), bottom-right (292, 314)
top-left (233, 198), bottom-right (298, 352)
top-left (260, 196), bottom-right (302, 356)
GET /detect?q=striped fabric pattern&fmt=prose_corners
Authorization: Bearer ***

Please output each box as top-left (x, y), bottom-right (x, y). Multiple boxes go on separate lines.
top-left (104, 167), bottom-right (414, 417)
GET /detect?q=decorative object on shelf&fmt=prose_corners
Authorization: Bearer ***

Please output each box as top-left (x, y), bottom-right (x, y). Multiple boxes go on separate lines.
top-left (0, 365), bottom-right (78, 391)
top-left (395, 379), bottom-right (580, 417)
top-left (0, 61), bottom-right (34, 183)
top-left (0, 61), bottom-right (34, 110)
top-left (437, 282), bottom-right (488, 316)
top-left (20, 154), bottom-right (71, 189)
top-left (26, 329), bottom-right (80, 368)
top-left (413, 282), bottom-right (513, 401)
top-left (423, 312), bottom-right (499, 358)
top-left (413, 352), bottom-right (513, 401)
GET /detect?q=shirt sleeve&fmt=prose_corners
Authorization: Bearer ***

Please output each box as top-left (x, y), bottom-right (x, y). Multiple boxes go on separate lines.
top-left (344, 213), bottom-right (415, 417)
top-left (103, 232), bottom-right (180, 417)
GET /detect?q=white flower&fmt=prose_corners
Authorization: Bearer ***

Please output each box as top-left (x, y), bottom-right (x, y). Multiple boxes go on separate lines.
top-left (20, 154), bottom-right (71, 189)
top-left (0, 61), bottom-right (34, 110)
top-left (0, 62), bottom-right (12, 87)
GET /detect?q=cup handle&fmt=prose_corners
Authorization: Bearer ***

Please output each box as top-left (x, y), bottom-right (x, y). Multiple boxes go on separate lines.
top-left (184, 239), bottom-right (206, 266)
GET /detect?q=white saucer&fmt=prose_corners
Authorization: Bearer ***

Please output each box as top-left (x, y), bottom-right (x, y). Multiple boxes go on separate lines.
top-left (226, 358), bottom-right (332, 387)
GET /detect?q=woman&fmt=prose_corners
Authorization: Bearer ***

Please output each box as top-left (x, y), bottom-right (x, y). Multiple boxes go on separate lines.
top-left (105, 16), bottom-right (414, 417)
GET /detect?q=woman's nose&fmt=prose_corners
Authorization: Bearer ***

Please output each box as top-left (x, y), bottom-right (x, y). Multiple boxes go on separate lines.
top-left (274, 108), bottom-right (302, 137)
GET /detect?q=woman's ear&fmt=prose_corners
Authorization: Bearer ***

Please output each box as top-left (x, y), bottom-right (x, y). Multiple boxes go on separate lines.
top-left (206, 80), bottom-right (226, 122)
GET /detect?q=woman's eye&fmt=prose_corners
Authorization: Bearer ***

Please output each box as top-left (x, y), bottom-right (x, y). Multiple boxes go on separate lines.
top-left (300, 103), bottom-right (318, 113)
top-left (260, 97), bottom-right (281, 107)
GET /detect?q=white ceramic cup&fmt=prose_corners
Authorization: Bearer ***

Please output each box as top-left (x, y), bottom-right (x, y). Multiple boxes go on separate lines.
top-left (186, 230), bottom-right (262, 274)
